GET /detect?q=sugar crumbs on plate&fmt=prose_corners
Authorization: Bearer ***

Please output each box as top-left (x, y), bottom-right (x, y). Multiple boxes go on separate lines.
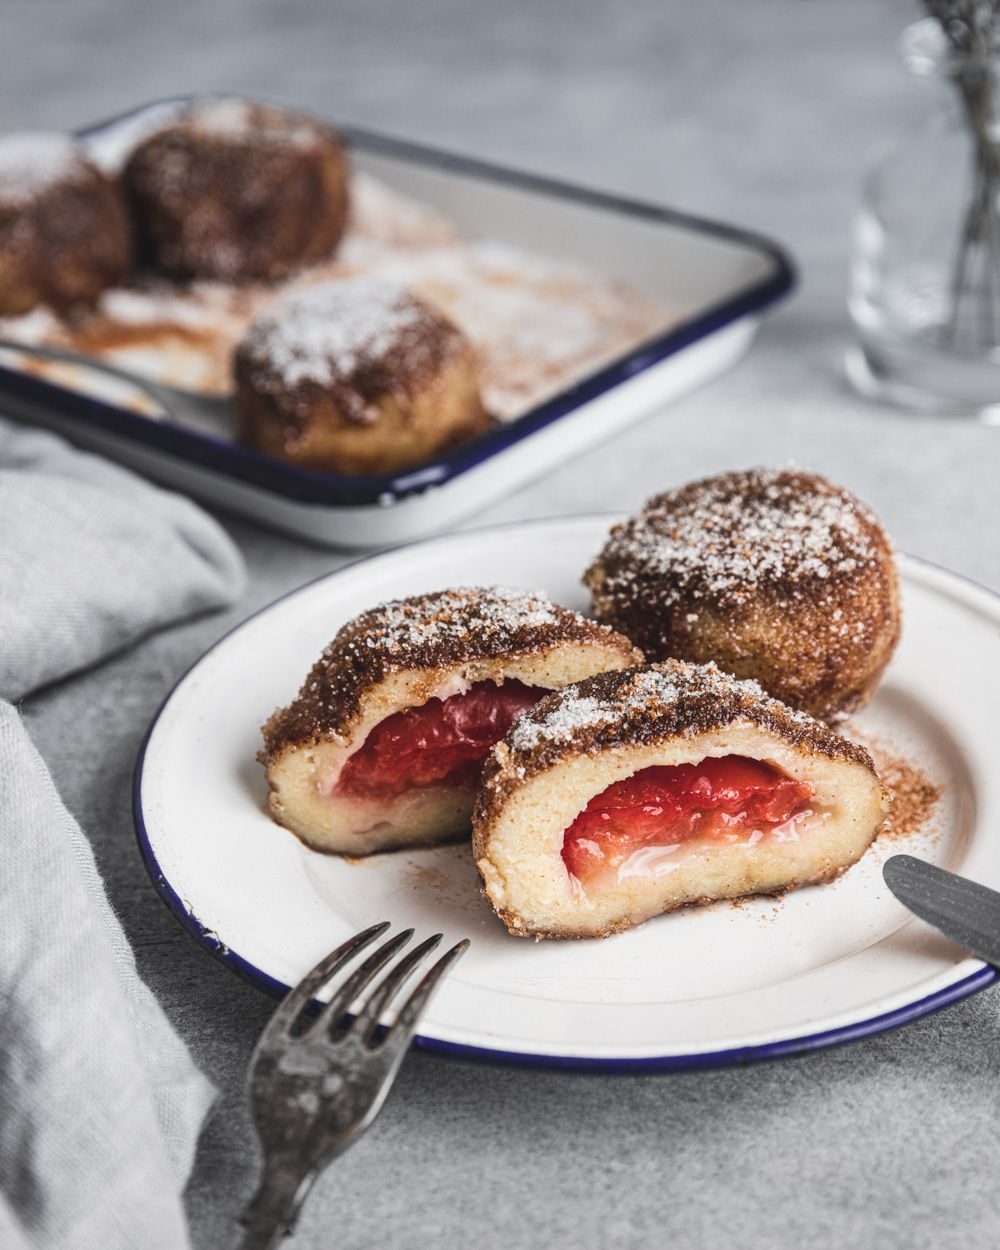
top-left (854, 735), bottom-right (944, 842)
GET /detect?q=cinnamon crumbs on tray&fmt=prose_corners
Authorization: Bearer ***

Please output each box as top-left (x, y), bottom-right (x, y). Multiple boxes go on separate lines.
top-left (0, 170), bottom-right (677, 413)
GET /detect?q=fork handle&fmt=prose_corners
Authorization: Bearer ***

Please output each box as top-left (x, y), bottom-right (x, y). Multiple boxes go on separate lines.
top-left (237, 1160), bottom-right (318, 1250)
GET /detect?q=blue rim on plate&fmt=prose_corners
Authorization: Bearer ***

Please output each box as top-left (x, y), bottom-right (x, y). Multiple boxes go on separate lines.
top-left (0, 102), bottom-right (796, 510)
top-left (131, 522), bottom-right (999, 1072)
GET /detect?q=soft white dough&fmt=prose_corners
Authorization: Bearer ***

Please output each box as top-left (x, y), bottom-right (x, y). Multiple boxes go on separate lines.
top-left (475, 720), bottom-right (889, 938)
top-left (265, 640), bottom-right (639, 855)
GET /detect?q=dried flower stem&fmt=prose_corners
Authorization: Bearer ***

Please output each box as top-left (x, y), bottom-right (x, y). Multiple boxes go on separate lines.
top-left (926, 1), bottom-right (1000, 348)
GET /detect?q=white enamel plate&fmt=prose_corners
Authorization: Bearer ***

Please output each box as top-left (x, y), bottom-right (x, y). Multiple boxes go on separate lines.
top-left (135, 516), bottom-right (1000, 1069)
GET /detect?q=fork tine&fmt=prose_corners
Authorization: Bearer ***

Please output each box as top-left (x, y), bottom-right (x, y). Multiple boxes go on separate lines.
top-left (239, 927), bottom-right (470, 1249)
top-left (312, 928), bottom-right (414, 1034)
top-left (265, 921), bottom-right (390, 1038)
top-left (354, 933), bottom-right (443, 1044)
top-left (381, 938), bottom-right (470, 1050)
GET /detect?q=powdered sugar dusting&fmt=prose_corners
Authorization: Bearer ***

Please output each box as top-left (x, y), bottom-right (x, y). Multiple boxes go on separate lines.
top-left (263, 585), bottom-right (637, 755)
top-left (507, 660), bottom-right (816, 754)
top-left (334, 233), bottom-right (672, 419)
top-left (507, 694), bottom-right (614, 751)
top-left (600, 467), bottom-right (882, 608)
top-left (185, 99), bottom-right (327, 150)
top-left (0, 132), bottom-right (84, 206)
top-left (187, 99), bottom-right (259, 139)
top-left (240, 278), bottom-right (428, 388)
top-left (340, 586), bottom-right (562, 659)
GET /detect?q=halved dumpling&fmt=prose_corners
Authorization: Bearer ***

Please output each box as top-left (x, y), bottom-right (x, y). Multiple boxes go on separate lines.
top-left (473, 660), bottom-right (889, 938)
top-left (260, 586), bottom-right (642, 855)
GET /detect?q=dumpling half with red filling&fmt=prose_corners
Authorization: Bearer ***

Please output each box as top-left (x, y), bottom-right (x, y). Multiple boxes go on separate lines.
top-left (473, 660), bottom-right (888, 938)
top-left (260, 586), bottom-right (642, 855)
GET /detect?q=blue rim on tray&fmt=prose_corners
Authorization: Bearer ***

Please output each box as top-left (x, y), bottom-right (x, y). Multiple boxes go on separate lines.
top-left (0, 101), bottom-right (796, 511)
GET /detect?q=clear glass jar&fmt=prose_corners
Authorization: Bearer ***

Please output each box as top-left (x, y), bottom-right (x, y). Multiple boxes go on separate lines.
top-left (847, 18), bottom-right (1000, 418)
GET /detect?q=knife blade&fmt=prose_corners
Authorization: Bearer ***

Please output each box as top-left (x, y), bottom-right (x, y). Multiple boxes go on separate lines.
top-left (883, 854), bottom-right (1000, 967)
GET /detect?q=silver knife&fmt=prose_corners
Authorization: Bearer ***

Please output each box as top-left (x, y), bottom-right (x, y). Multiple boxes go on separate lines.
top-left (883, 854), bottom-right (1000, 967)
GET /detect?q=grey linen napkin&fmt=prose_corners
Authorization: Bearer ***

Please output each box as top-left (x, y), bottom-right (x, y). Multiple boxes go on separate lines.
top-left (0, 417), bottom-right (247, 1249)
top-left (0, 419), bottom-right (244, 701)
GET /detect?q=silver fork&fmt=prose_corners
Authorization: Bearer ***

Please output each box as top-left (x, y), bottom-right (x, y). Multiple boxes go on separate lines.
top-left (237, 921), bottom-right (470, 1250)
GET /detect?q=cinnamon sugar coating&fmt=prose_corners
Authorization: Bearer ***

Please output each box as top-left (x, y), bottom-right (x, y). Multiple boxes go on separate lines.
top-left (474, 659), bottom-right (877, 834)
top-left (261, 586), bottom-right (642, 762)
top-left (583, 468), bottom-right (901, 722)
top-left (234, 278), bottom-right (493, 475)
top-left (123, 100), bottom-right (348, 282)
top-left (0, 133), bottom-right (132, 316)
top-left (472, 659), bottom-right (887, 939)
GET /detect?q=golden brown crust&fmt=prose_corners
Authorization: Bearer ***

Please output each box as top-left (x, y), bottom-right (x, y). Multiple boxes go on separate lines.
top-left (123, 100), bottom-right (348, 282)
top-left (234, 278), bottom-right (494, 476)
top-left (261, 586), bottom-right (642, 765)
top-left (0, 133), bottom-right (132, 316)
top-left (235, 380), bottom-right (494, 476)
top-left (473, 659), bottom-right (877, 854)
top-left (583, 468), bottom-right (901, 723)
top-left (488, 903), bottom-right (637, 941)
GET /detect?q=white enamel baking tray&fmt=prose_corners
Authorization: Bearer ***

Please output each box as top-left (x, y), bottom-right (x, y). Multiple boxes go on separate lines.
top-left (0, 98), bottom-right (794, 547)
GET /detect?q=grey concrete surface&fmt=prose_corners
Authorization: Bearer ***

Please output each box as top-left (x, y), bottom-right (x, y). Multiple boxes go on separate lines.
top-left (7, 1), bottom-right (1000, 1247)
